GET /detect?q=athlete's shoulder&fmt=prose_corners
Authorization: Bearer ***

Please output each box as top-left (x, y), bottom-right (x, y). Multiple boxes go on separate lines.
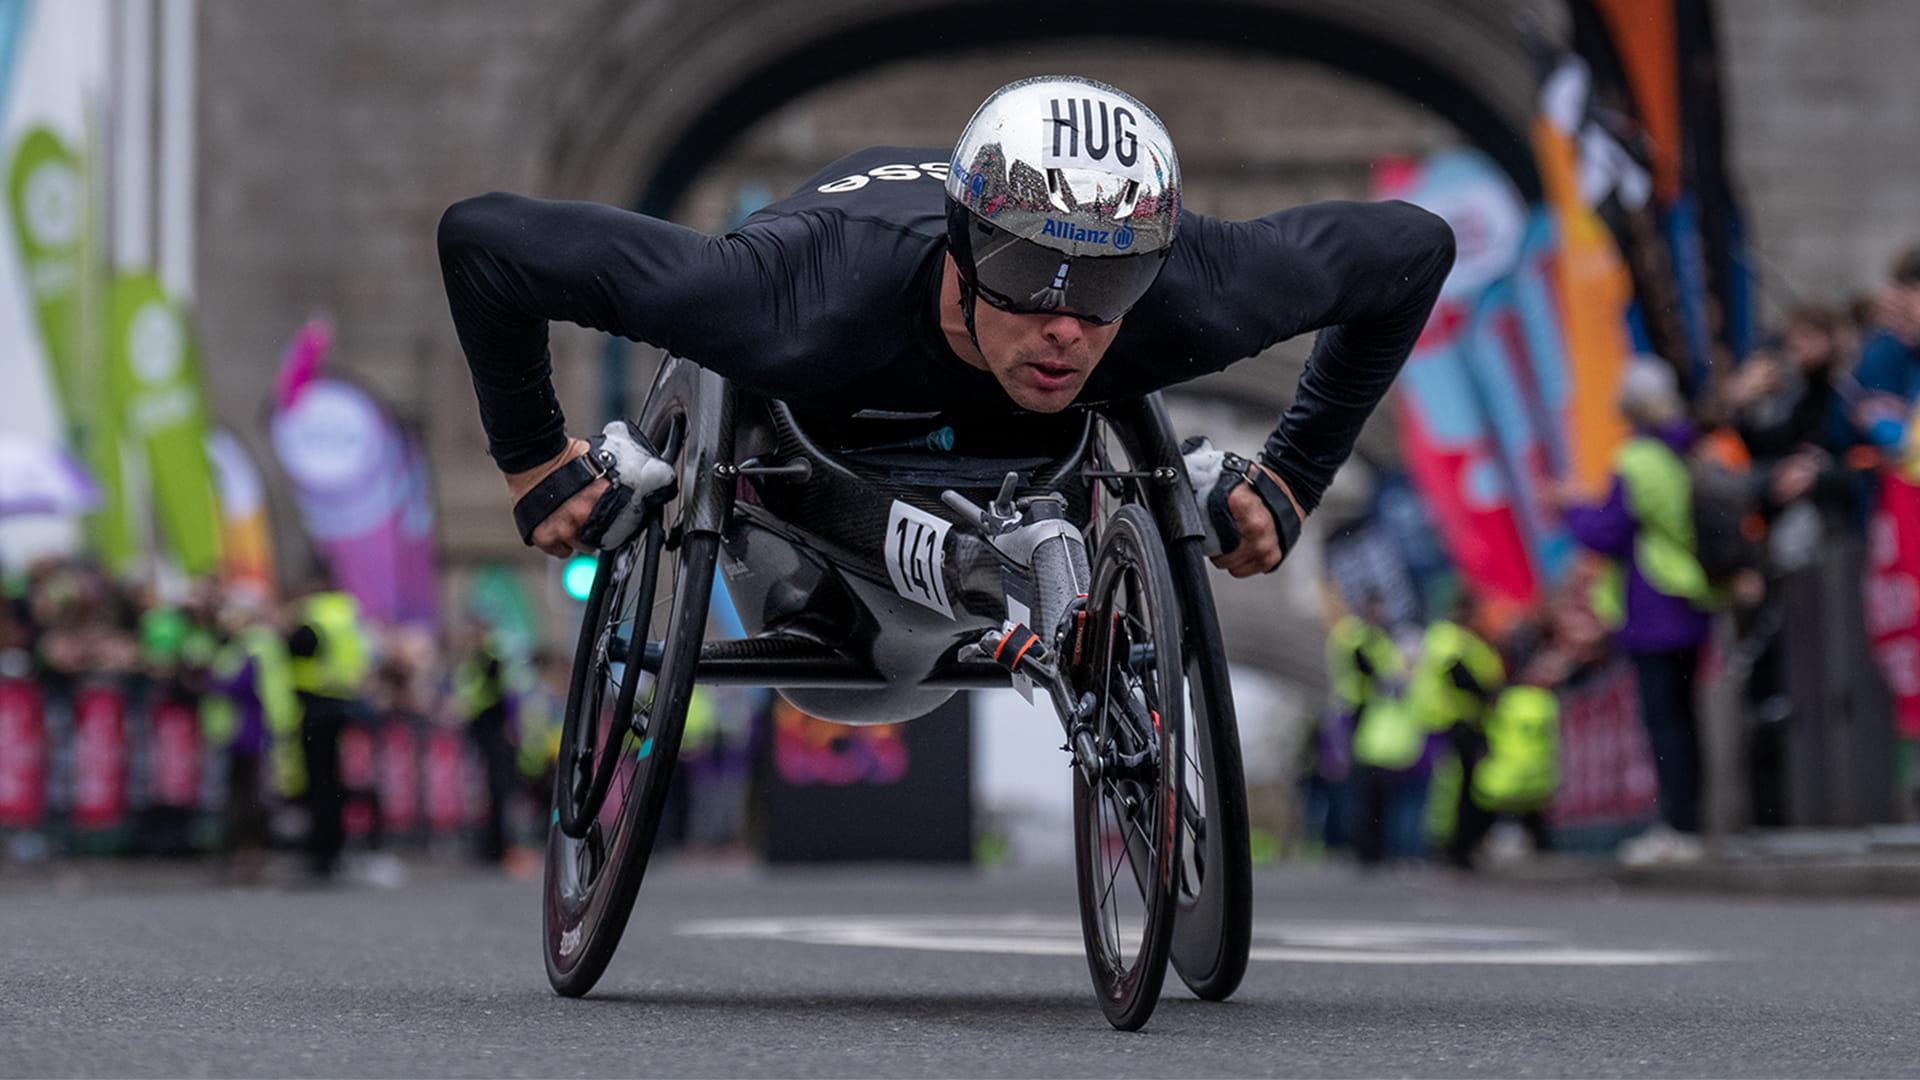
top-left (742, 147), bottom-right (952, 234)
top-left (791, 146), bottom-right (954, 196)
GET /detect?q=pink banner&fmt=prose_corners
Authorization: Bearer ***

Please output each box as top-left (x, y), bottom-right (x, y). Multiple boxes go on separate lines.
top-left (1865, 471), bottom-right (1920, 739)
top-left (146, 700), bottom-right (202, 809)
top-left (379, 723), bottom-right (420, 834)
top-left (341, 724), bottom-right (379, 840)
top-left (71, 686), bottom-right (129, 831)
top-left (1549, 659), bottom-right (1659, 827)
top-left (0, 679), bottom-right (46, 828)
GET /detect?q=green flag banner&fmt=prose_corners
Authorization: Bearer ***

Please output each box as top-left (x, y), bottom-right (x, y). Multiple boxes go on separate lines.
top-left (7, 125), bottom-right (133, 567)
top-left (108, 272), bottom-right (222, 575)
top-left (7, 128), bottom-right (83, 405)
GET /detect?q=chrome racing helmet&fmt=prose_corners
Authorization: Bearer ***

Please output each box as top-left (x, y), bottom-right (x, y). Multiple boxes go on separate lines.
top-left (946, 75), bottom-right (1180, 336)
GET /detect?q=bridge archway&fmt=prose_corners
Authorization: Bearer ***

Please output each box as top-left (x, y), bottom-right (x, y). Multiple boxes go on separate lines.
top-left (538, 0), bottom-right (1544, 216)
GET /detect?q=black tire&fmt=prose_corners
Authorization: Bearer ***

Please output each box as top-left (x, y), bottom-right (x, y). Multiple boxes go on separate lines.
top-left (1163, 536), bottom-right (1253, 1002)
top-left (1072, 504), bottom-right (1184, 1032)
top-left (542, 397), bottom-right (717, 999)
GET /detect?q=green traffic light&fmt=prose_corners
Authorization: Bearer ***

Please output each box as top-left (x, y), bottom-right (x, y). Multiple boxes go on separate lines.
top-left (563, 554), bottom-right (597, 601)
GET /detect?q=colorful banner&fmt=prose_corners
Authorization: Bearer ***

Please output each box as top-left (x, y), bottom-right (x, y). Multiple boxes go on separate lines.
top-left (1532, 57), bottom-right (1639, 496)
top-left (1569, 0), bottom-right (1752, 384)
top-left (107, 271), bottom-right (221, 574)
top-left (379, 721), bottom-right (422, 837)
top-left (5, 125), bottom-right (122, 562)
top-left (1547, 658), bottom-right (1660, 828)
top-left (69, 683), bottom-right (129, 832)
top-left (0, 677), bottom-right (46, 828)
top-left (7, 128), bottom-right (84, 410)
top-left (1865, 471), bottom-right (1920, 740)
top-left (145, 697), bottom-right (202, 809)
top-left (1378, 151), bottom-right (1539, 608)
top-left (270, 320), bottom-right (437, 627)
top-left (205, 428), bottom-right (276, 601)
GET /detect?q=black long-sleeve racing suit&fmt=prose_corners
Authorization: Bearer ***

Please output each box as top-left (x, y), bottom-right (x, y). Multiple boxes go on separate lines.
top-left (438, 146), bottom-right (1454, 515)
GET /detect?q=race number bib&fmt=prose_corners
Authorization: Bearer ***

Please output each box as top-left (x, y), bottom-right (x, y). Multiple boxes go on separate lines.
top-left (884, 500), bottom-right (954, 619)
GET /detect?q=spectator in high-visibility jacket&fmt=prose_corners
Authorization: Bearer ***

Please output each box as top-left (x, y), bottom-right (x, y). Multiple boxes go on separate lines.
top-left (1548, 359), bottom-right (1710, 867)
top-left (1455, 633), bottom-right (1566, 862)
top-left (451, 618), bottom-right (515, 864)
top-left (286, 584), bottom-right (369, 879)
top-left (202, 598), bottom-right (297, 869)
top-left (1409, 596), bottom-right (1505, 869)
top-left (1329, 593), bottom-right (1424, 866)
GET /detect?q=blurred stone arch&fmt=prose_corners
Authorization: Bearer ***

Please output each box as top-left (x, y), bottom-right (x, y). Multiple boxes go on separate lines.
top-left (535, 0), bottom-right (1546, 216)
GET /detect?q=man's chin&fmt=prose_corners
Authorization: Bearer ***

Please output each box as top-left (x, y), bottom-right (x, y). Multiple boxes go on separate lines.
top-left (997, 370), bottom-right (1086, 412)
top-left (1005, 383), bottom-right (1080, 412)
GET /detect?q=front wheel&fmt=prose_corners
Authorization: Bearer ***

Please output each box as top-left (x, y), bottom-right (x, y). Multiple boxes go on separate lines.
top-left (1072, 504), bottom-right (1184, 1031)
top-left (542, 397), bottom-right (717, 998)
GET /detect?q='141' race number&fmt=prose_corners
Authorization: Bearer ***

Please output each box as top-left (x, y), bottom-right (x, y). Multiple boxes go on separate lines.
top-left (884, 500), bottom-right (954, 619)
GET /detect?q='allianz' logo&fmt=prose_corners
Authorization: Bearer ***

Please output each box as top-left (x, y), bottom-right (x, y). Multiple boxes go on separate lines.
top-left (1043, 218), bottom-right (1110, 246)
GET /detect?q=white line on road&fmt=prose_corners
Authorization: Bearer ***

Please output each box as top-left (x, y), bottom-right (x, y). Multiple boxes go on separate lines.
top-left (677, 915), bottom-right (1717, 966)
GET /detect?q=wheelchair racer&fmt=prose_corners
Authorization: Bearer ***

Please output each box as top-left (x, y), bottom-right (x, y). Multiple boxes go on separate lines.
top-left (439, 75), bottom-right (1454, 577)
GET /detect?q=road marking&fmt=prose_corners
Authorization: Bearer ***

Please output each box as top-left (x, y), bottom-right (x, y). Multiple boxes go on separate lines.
top-left (677, 915), bottom-right (1716, 966)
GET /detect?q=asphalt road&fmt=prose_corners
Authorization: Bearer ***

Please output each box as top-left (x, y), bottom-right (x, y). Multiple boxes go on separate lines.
top-left (3, 859), bottom-right (1916, 1078)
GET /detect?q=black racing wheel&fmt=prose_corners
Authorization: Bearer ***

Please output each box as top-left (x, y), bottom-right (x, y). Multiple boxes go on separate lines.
top-left (543, 392), bottom-right (716, 999)
top-left (1072, 503), bottom-right (1185, 1031)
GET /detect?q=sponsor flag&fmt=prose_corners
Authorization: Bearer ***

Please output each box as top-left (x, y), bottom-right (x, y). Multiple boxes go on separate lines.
top-left (205, 428), bottom-right (276, 601)
top-left (1531, 55), bottom-right (1639, 495)
top-left (270, 319), bottom-right (437, 627)
top-left (1376, 151), bottom-right (1541, 608)
top-left (0, 3), bottom-right (123, 566)
top-left (107, 271), bottom-right (222, 574)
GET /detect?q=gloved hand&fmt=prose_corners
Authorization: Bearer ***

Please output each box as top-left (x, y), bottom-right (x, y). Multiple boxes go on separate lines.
top-left (509, 420), bottom-right (676, 556)
top-left (577, 420), bottom-right (678, 550)
top-left (1180, 436), bottom-right (1306, 576)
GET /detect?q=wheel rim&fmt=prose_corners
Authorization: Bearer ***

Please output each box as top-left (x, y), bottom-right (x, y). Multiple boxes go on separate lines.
top-left (1075, 508), bottom-right (1181, 1024)
top-left (545, 413), bottom-right (688, 977)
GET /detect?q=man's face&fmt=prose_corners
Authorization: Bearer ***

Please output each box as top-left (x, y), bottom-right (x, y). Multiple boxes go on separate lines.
top-left (969, 301), bottom-right (1122, 412)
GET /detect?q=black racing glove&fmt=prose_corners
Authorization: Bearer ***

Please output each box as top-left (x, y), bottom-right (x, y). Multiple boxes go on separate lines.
top-left (1179, 436), bottom-right (1305, 570)
top-left (511, 420), bottom-right (676, 550)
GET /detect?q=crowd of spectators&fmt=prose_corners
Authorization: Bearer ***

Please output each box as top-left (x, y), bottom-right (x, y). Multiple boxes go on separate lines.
top-left (0, 555), bottom-right (753, 876)
top-left (1311, 244), bottom-right (1920, 870)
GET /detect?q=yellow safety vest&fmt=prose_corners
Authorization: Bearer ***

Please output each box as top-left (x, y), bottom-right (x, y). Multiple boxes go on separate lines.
top-left (200, 626), bottom-right (305, 796)
top-left (452, 646), bottom-right (505, 722)
top-left (1408, 620), bottom-right (1505, 733)
top-left (1329, 617), bottom-right (1423, 771)
top-left (1600, 437), bottom-right (1717, 612)
top-left (288, 592), bottom-right (368, 700)
top-left (516, 690), bottom-right (563, 780)
top-left (1327, 616), bottom-right (1403, 713)
top-left (1471, 685), bottom-right (1560, 811)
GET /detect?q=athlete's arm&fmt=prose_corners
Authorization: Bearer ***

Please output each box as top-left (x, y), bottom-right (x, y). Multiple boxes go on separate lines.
top-left (1176, 200), bottom-right (1455, 515)
top-left (437, 192), bottom-right (806, 474)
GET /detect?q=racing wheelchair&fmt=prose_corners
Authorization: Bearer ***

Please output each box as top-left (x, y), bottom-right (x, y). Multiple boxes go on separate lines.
top-left (542, 355), bottom-right (1253, 1031)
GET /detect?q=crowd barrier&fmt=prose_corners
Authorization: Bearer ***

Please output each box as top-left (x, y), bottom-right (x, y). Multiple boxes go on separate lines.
top-left (0, 676), bottom-right (490, 861)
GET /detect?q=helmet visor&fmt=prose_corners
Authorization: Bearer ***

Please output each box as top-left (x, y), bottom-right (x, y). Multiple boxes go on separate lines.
top-left (963, 216), bottom-right (1166, 325)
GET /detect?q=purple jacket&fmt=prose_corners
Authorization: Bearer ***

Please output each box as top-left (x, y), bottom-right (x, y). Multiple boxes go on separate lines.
top-left (1562, 423), bottom-right (1712, 654)
top-left (210, 655), bottom-right (268, 757)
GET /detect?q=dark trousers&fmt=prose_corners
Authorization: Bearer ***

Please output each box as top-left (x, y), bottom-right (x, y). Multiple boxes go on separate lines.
top-left (468, 711), bottom-right (516, 863)
top-left (298, 694), bottom-right (351, 877)
top-left (1452, 799), bottom-right (1552, 866)
top-left (225, 753), bottom-right (268, 851)
top-left (1446, 726), bottom-right (1488, 869)
top-left (1631, 647), bottom-right (1704, 834)
top-left (1350, 764), bottom-right (1425, 865)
